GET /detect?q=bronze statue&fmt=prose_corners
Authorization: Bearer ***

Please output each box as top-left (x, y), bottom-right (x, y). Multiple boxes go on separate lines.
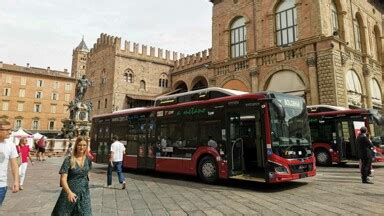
top-left (76, 75), bottom-right (91, 100)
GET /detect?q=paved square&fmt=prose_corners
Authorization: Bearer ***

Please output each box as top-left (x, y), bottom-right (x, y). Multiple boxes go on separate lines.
top-left (2, 157), bottom-right (383, 215)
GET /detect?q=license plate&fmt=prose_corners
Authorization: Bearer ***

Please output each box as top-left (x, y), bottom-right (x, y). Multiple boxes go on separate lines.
top-left (298, 165), bottom-right (306, 169)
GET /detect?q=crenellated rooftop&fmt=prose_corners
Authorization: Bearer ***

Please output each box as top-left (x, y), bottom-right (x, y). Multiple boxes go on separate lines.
top-left (171, 48), bottom-right (212, 71)
top-left (89, 33), bottom-right (122, 55)
top-left (89, 33), bottom-right (184, 63)
top-left (121, 40), bottom-right (182, 61)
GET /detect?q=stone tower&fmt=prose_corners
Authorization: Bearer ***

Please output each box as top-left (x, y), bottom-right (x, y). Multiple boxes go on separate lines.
top-left (71, 37), bottom-right (89, 79)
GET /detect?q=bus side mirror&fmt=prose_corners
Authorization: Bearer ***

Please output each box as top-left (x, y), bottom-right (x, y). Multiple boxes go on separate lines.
top-left (271, 99), bottom-right (285, 120)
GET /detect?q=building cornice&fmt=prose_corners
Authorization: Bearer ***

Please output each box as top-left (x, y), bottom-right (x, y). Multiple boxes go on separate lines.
top-left (0, 64), bottom-right (76, 81)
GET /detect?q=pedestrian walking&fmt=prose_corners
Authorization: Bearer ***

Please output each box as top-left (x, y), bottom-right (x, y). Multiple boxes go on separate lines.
top-left (0, 119), bottom-right (19, 205)
top-left (52, 136), bottom-right (92, 215)
top-left (356, 126), bottom-right (374, 184)
top-left (36, 136), bottom-right (47, 161)
top-left (65, 140), bottom-right (73, 157)
top-left (16, 138), bottom-right (34, 190)
top-left (107, 135), bottom-right (126, 189)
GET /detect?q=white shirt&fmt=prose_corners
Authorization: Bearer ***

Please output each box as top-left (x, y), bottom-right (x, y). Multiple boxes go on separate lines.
top-left (110, 141), bottom-right (125, 162)
top-left (0, 139), bottom-right (19, 187)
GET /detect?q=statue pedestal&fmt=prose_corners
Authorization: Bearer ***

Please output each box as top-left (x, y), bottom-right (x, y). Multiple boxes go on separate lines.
top-left (61, 101), bottom-right (92, 138)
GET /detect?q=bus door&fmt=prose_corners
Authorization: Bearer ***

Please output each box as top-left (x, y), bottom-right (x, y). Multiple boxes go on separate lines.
top-left (226, 109), bottom-right (266, 181)
top-left (335, 121), bottom-right (346, 160)
top-left (226, 113), bottom-right (243, 175)
top-left (137, 118), bottom-right (156, 170)
top-left (96, 121), bottom-right (110, 163)
top-left (336, 120), bottom-right (356, 160)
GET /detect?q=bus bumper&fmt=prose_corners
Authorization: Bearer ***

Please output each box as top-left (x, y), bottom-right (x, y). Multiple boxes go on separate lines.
top-left (267, 156), bottom-right (316, 183)
top-left (268, 169), bottom-right (316, 183)
top-left (373, 147), bottom-right (384, 162)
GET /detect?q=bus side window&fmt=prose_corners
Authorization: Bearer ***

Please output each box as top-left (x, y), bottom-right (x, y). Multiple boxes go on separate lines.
top-left (229, 116), bottom-right (240, 140)
top-left (184, 121), bottom-right (198, 147)
top-left (199, 120), bottom-right (222, 148)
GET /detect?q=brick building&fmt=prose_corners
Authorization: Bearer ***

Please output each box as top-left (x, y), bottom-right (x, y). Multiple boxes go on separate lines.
top-left (173, 0), bottom-right (383, 110)
top-left (80, 0), bottom-right (383, 116)
top-left (80, 33), bottom-right (181, 115)
top-left (0, 62), bottom-right (76, 136)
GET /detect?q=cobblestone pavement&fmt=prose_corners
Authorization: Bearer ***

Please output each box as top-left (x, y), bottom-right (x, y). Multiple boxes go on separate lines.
top-left (1, 157), bottom-right (383, 215)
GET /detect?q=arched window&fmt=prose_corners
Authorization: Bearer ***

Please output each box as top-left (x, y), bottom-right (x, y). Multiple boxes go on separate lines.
top-left (371, 79), bottom-right (382, 107)
top-left (266, 70), bottom-right (306, 97)
top-left (353, 15), bottom-right (362, 51)
top-left (330, 0), bottom-right (339, 36)
top-left (346, 70), bottom-right (362, 107)
top-left (128, 74), bottom-right (133, 83)
top-left (101, 69), bottom-right (107, 85)
top-left (230, 17), bottom-right (247, 58)
top-left (373, 26), bottom-right (382, 62)
top-left (276, 0), bottom-right (297, 46)
top-left (124, 69), bottom-right (134, 83)
top-left (158, 73), bottom-right (168, 88)
top-left (90, 72), bottom-right (95, 86)
top-left (140, 80), bottom-right (146, 90)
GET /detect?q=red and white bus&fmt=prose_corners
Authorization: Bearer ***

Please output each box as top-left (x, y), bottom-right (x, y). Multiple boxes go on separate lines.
top-left (308, 105), bottom-right (384, 166)
top-left (90, 88), bottom-right (316, 183)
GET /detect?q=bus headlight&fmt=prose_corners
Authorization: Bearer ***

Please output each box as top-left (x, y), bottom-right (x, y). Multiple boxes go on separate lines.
top-left (269, 162), bottom-right (289, 174)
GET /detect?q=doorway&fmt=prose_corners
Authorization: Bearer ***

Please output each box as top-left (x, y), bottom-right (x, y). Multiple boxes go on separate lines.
top-left (226, 108), bottom-right (266, 181)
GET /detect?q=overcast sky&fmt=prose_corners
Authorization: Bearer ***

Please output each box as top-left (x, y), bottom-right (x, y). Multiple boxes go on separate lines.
top-left (0, 0), bottom-right (212, 71)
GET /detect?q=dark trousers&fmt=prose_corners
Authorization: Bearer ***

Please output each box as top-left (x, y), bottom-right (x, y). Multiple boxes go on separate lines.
top-left (107, 161), bottom-right (125, 186)
top-left (360, 158), bottom-right (372, 182)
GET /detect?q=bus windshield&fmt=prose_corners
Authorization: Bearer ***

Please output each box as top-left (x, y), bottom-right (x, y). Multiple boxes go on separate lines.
top-left (269, 94), bottom-right (312, 159)
top-left (369, 110), bottom-right (384, 147)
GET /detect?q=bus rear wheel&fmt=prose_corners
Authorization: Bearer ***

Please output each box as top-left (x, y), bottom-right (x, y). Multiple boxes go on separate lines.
top-left (198, 156), bottom-right (218, 184)
top-left (315, 149), bottom-right (331, 166)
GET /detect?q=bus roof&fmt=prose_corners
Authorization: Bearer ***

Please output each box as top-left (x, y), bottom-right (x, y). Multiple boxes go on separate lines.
top-left (155, 87), bottom-right (247, 101)
top-left (92, 92), bottom-right (272, 120)
top-left (154, 87), bottom-right (248, 107)
top-left (308, 108), bottom-right (384, 125)
top-left (92, 91), bottom-right (306, 120)
top-left (308, 108), bottom-right (371, 118)
top-left (307, 105), bottom-right (349, 113)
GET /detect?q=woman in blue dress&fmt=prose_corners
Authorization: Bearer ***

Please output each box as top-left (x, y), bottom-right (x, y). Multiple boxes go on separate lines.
top-left (52, 136), bottom-right (92, 216)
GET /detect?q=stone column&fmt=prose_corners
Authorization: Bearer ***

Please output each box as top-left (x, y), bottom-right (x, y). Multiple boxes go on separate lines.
top-left (363, 65), bottom-right (373, 109)
top-left (307, 55), bottom-right (319, 104)
top-left (249, 68), bottom-right (259, 93)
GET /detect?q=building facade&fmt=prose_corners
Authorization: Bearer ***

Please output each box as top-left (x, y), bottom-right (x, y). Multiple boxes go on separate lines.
top-left (173, 0), bottom-right (383, 110)
top-left (80, 33), bottom-right (180, 115)
top-left (79, 0), bottom-right (384, 116)
top-left (0, 62), bottom-right (76, 136)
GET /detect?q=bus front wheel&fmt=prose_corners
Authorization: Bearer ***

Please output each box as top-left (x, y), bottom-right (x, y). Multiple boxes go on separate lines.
top-left (315, 149), bottom-right (331, 166)
top-left (198, 156), bottom-right (218, 184)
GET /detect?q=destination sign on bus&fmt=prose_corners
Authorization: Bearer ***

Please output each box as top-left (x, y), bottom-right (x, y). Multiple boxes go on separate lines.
top-left (276, 97), bottom-right (303, 109)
